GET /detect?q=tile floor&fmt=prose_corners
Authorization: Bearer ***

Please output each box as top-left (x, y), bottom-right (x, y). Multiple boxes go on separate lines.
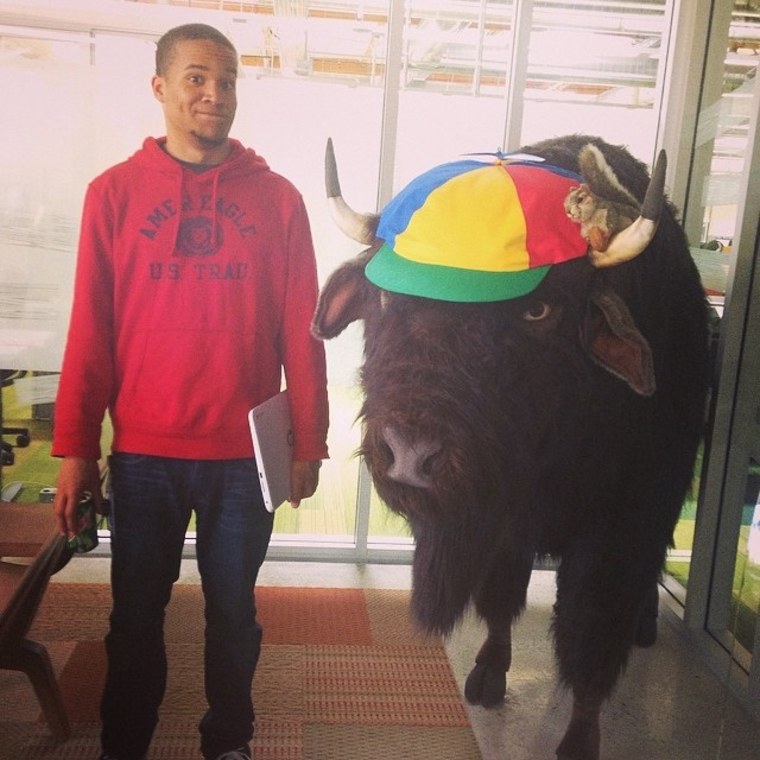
top-left (54, 557), bottom-right (760, 760)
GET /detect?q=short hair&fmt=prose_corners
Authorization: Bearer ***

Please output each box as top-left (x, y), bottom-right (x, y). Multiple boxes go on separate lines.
top-left (155, 23), bottom-right (237, 76)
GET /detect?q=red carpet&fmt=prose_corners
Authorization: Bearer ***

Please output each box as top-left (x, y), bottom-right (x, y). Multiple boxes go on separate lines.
top-left (0, 583), bottom-right (480, 759)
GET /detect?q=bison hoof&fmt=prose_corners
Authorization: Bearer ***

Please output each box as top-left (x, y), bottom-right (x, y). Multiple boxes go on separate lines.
top-left (556, 718), bottom-right (600, 760)
top-left (464, 663), bottom-right (506, 708)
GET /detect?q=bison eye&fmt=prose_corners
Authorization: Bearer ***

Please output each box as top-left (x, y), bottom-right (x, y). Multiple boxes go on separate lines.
top-left (522, 301), bottom-right (551, 321)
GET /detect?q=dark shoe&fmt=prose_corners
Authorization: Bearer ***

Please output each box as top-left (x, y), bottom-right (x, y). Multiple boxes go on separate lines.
top-left (212, 748), bottom-right (251, 760)
top-left (98, 754), bottom-right (146, 760)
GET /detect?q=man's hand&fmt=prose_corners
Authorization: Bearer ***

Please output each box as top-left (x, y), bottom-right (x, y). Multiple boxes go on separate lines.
top-left (289, 460), bottom-right (321, 508)
top-left (54, 456), bottom-right (102, 539)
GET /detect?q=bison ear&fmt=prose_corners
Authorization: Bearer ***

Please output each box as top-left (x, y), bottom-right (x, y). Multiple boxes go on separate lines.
top-left (581, 288), bottom-right (656, 396)
top-left (311, 251), bottom-right (379, 340)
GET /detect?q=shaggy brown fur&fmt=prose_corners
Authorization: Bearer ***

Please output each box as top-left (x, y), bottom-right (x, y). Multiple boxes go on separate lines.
top-left (312, 135), bottom-right (710, 760)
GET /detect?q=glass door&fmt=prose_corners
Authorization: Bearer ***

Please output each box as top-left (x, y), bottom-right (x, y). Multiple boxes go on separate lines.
top-left (704, 224), bottom-right (760, 697)
top-left (664, 0), bottom-right (760, 598)
top-left (681, 0), bottom-right (760, 706)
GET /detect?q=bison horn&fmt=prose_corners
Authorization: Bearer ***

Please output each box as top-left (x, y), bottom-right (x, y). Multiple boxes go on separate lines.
top-left (588, 149), bottom-right (667, 268)
top-left (325, 137), bottom-right (379, 245)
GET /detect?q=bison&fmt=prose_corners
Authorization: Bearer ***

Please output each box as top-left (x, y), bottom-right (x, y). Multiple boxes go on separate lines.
top-left (311, 134), bottom-right (710, 760)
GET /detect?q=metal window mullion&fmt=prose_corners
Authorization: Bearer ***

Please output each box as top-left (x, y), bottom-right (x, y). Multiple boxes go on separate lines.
top-left (656, 0), bottom-right (714, 212)
top-left (376, 0), bottom-right (405, 210)
top-left (502, 0), bottom-right (534, 152)
top-left (353, 456), bottom-right (373, 560)
top-left (346, 0), bottom-right (407, 561)
top-left (680, 0), bottom-right (734, 244)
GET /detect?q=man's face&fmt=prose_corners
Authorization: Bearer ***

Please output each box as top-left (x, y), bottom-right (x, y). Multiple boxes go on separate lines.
top-left (152, 38), bottom-right (238, 154)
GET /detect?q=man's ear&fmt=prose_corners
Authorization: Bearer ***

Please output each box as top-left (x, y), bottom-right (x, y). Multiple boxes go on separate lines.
top-left (151, 74), bottom-right (165, 104)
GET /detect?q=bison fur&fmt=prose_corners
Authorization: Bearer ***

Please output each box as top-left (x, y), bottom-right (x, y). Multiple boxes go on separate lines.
top-left (312, 134), bottom-right (710, 760)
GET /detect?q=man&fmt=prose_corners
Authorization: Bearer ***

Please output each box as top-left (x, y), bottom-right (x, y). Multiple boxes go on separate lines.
top-left (52, 23), bottom-right (329, 760)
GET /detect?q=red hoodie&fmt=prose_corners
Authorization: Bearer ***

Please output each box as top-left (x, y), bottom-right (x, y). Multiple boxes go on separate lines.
top-left (53, 137), bottom-right (329, 462)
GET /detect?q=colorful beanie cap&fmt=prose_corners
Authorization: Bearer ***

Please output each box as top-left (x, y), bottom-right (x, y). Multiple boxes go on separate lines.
top-left (366, 158), bottom-right (589, 302)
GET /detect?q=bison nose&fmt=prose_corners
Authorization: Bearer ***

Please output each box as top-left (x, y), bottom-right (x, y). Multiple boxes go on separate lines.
top-left (382, 426), bottom-right (441, 489)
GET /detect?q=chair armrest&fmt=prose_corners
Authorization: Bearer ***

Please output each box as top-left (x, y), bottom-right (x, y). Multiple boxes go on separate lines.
top-left (0, 534), bottom-right (71, 649)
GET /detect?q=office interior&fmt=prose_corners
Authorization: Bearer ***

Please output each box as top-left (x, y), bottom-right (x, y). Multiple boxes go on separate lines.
top-left (1, 1), bottom-right (760, 758)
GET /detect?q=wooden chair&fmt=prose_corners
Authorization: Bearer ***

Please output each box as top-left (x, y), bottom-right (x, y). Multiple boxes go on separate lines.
top-left (0, 517), bottom-right (72, 742)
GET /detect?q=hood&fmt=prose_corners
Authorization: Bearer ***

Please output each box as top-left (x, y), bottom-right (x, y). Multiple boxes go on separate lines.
top-left (131, 136), bottom-right (270, 178)
top-left (129, 137), bottom-right (270, 249)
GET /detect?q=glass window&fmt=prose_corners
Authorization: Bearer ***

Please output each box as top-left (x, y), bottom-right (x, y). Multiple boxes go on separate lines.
top-left (229, 6), bottom-right (391, 547)
top-left (0, 29), bottom-right (93, 503)
top-left (393, 0), bottom-right (516, 190)
top-left (717, 459), bottom-right (760, 663)
top-left (665, 2), bottom-right (760, 596)
top-left (392, 0), bottom-right (669, 203)
top-left (401, 0), bottom-right (512, 96)
top-left (0, 30), bottom-right (92, 375)
top-left (0, 0), bottom-right (698, 563)
top-left (520, 0), bottom-right (668, 158)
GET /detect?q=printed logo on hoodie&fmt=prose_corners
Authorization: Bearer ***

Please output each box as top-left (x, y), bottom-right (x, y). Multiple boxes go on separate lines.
top-left (177, 216), bottom-right (222, 257)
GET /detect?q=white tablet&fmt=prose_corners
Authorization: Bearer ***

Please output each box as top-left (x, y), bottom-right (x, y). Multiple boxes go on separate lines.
top-left (247, 390), bottom-right (293, 512)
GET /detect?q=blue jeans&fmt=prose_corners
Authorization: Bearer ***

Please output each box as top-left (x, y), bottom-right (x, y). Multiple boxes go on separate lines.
top-left (101, 453), bottom-right (274, 760)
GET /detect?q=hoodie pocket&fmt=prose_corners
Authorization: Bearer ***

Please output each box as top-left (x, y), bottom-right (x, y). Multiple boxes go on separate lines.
top-left (115, 328), bottom-right (256, 436)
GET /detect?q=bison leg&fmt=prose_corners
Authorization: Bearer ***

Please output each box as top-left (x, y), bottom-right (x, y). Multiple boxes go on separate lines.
top-left (552, 545), bottom-right (664, 760)
top-left (633, 580), bottom-right (659, 648)
top-left (464, 624), bottom-right (512, 707)
top-left (556, 694), bottom-right (602, 760)
top-left (554, 580), bottom-right (657, 760)
top-left (557, 583), bottom-right (660, 760)
top-left (464, 550), bottom-right (533, 708)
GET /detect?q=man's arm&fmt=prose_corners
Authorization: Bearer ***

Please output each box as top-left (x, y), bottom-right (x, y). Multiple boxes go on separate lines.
top-left (281, 194), bottom-right (330, 462)
top-left (52, 182), bottom-right (115, 536)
